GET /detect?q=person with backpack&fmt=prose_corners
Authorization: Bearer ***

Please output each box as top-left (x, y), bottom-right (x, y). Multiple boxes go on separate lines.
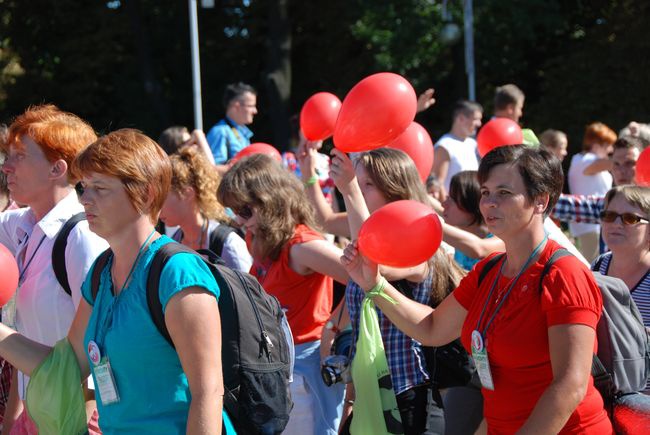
top-left (342, 145), bottom-right (613, 433)
top-left (160, 144), bottom-right (252, 272)
top-left (0, 129), bottom-right (233, 434)
top-left (0, 105), bottom-right (108, 434)
top-left (593, 184), bottom-right (650, 393)
top-left (217, 154), bottom-right (350, 435)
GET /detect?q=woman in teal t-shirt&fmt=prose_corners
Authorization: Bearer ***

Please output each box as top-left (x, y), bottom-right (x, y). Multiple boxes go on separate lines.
top-left (0, 129), bottom-right (232, 434)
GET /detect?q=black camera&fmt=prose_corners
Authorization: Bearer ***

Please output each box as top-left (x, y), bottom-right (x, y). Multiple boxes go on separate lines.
top-left (321, 328), bottom-right (353, 386)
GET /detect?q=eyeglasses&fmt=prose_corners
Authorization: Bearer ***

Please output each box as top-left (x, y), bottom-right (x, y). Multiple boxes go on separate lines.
top-left (600, 210), bottom-right (650, 225)
top-left (234, 206), bottom-right (253, 220)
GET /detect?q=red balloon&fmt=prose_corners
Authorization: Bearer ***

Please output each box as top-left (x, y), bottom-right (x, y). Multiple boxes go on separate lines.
top-left (476, 118), bottom-right (523, 157)
top-left (0, 243), bottom-right (18, 307)
top-left (231, 142), bottom-right (282, 163)
top-left (387, 122), bottom-right (434, 182)
top-left (300, 92), bottom-right (342, 141)
top-left (636, 147), bottom-right (650, 186)
top-left (358, 200), bottom-right (442, 267)
top-left (334, 72), bottom-right (417, 152)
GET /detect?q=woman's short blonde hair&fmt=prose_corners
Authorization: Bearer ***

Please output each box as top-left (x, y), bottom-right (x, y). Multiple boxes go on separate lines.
top-left (604, 185), bottom-right (650, 217)
top-left (71, 129), bottom-right (171, 223)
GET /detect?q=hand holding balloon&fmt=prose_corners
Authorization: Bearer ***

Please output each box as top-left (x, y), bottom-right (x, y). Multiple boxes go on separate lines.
top-left (340, 240), bottom-right (381, 293)
top-left (296, 138), bottom-right (321, 182)
top-left (329, 149), bottom-right (356, 194)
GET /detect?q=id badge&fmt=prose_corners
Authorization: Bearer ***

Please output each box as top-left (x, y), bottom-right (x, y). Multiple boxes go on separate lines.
top-left (95, 357), bottom-right (120, 405)
top-left (471, 330), bottom-right (495, 391)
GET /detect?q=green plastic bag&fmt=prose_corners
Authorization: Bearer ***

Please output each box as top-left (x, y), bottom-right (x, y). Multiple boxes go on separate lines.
top-left (26, 338), bottom-right (88, 435)
top-left (350, 294), bottom-right (403, 435)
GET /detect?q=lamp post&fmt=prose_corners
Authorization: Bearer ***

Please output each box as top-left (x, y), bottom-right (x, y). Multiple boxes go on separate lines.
top-left (189, 0), bottom-right (203, 130)
top-left (440, 0), bottom-right (475, 101)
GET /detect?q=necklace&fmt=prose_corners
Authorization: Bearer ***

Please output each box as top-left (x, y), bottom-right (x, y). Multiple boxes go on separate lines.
top-left (183, 216), bottom-right (208, 249)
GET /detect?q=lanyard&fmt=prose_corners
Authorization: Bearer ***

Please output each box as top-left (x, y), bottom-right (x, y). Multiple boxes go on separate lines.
top-left (475, 234), bottom-right (548, 341)
top-left (94, 229), bottom-right (157, 351)
top-left (18, 234), bottom-right (47, 284)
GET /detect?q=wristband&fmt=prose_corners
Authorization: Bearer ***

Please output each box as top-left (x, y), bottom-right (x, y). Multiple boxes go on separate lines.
top-left (345, 399), bottom-right (355, 406)
top-left (367, 276), bottom-right (388, 298)
top-left (304, 175), bottom-right (319, 186)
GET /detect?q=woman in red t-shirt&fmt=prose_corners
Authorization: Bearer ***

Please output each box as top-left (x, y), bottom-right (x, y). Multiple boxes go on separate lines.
top-left (218, 154), bottom-right (350, 435)
top-left (342, 145), bottom-right (613, 434)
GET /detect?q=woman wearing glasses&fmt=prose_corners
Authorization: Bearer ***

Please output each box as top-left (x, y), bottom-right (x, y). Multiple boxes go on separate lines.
top-left (217, 154), bottom-right (349, 435)
top-left (593, 185), bottom-right (650, 391)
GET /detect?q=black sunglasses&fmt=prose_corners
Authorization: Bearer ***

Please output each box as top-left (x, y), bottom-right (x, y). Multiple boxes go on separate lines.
top-left (234, 206), bottom-right (253, 220)
top-left (600, 210), bottom-right (650, 225)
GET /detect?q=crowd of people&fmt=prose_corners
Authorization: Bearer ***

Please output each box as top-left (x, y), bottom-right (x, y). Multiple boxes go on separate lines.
top-left (0, 78), bottom-right (647, 435)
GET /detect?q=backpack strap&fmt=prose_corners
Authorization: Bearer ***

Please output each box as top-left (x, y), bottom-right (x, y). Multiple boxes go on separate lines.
top-left (537, 248), bottom-right (572, 294)
top-left (52, 212), bottom-right (86, 296)
top-left (591, 254), bottom-right (606, 273)
top-left (146, 243), bottom-right (198, 349)
top-left (591, 353), bottom-right (617, 405)
top-left (90, 249), bottom-right (113, 302)
top-left (477, 253), bottom-right (506, 287)
top-left (209, 224), bottom-right (237, 257)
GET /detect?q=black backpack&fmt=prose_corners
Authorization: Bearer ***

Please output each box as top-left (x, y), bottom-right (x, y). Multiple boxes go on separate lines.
top-left (208, 223), bottom-right (245, 257)
top-left (90, 242), bottom-right (293, 434)
top-left (51, 212), bottom-right (86, 296)
top-left (478, 249), bottom-right (650, 405)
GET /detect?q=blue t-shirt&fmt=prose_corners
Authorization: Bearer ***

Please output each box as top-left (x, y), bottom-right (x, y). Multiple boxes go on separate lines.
top-left (206, 117), bottom-right (253, 164)
top-left (81, 236), bottom-right (225, 434)
top-left (454, 233), bottom-right (494, 271)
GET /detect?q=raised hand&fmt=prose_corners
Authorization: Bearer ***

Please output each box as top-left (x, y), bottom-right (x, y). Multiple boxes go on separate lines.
top-left (329, 148), bottom-right (356, 193)
top-left (416, 88), bottom-right (436, 113)
top-left (340, 240), bottom-right (381, 292)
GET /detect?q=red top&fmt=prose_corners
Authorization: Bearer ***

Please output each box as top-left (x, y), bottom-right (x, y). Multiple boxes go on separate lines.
top-left (250, 224), bottom-right (333, 345)
top-left (453, 239), bottom-right (612, 434)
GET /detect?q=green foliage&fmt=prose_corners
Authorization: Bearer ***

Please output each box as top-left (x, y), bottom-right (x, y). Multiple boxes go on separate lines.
top-left (0, 0), bottom-right (648, 154)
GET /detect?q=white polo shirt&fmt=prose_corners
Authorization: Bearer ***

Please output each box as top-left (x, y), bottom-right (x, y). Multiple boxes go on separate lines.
top-left (0, 191), bottom-right (108, 398)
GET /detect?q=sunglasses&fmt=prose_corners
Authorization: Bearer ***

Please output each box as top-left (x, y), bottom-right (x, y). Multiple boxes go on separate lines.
top-left (234, 206), bottom-right (253, 220)
top-left (600, 210), bottom-right (650, 225)
top-left (74, 182), bottom-right (85, 197)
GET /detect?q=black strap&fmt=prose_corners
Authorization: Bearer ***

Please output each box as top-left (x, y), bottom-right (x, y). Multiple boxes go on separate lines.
top-left (209, 224), bottom-right (237, 257)
top-left (536, 248), bottom-right (571, 294)
top-left (146, 243), bottom-right (199, 348)
top-left (592, 254), bottom-right (606, 273)
top-left (90, 249), bottom-right (113, 302)
top-left (52, 212), bottom-right (86, 296)
top-left (476, 253), bottom-right (506, 287)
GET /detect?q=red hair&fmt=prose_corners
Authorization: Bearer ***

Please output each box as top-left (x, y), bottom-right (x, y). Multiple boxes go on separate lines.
top-left (582, 122), bottom-right (617, 151)
top-left (4, 104), bottom-right (97, 170)
top-left (70, 129), bottom-right (172, 223)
